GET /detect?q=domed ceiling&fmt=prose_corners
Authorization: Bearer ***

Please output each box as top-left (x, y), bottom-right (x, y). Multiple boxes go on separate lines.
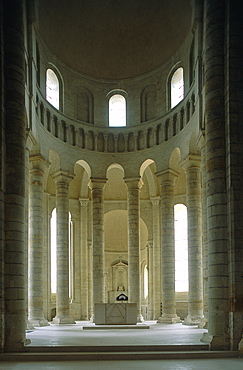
top-left (37, 0), bottom-right (192, 79)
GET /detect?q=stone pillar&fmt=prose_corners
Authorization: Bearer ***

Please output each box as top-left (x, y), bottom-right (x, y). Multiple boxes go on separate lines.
top-left (151, 197), bottom-right (161, 320)
top-left (202, 0), bottom-right (229, 350)
top-left (182, 155), bottom-right (204, 326)
top-left (157, 169), bottom-right (181, 323)
top-left (52, 171), bottom-right (75, 324)
top-left (3, 0), bottom-right (28, 350)
top-left (125, 177), bottom-right (144, 322)
top-left (90, 178), bottom-right (107, 305)
top-left (88, 241), bottom-right (93, 320)
top-left (147, 241), bottom-right (153, 320)
top-left (28, 155), bottom-right (49, 327)
top-left (79, 198), bottom-right (89, 320)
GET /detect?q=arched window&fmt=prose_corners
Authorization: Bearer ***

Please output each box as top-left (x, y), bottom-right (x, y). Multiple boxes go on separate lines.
top-left (174, 203), bottom-right (188, 292)
top-left (46, 68), bottom-right (60, 109)
top-left (171, 67), bottom-right (184, 109)
top-left (50, 208), bottom-right (72, 294)
top-left (109, 94), bottom-right (126, 127)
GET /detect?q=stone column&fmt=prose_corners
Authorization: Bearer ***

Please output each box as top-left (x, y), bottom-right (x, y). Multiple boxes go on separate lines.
top-left (3, 0), bottom-right (28, 350)
top-left (202, 0), bottom-right (229, 350)
top-left (151, 197), bottom-right (161, 320)
top-left (125, 177), bottom-right (144, 322)
top-left (28, 155), bottom-right (49, 327)
top-left (157, 169), bottom-right (181, 323)
top-left (52, 171), bottom-right (75, 324)
top-left (79, 198), bottom-right (89, 320)
top-left (182, 155), bottom-right (204, 326)
top-left (88, 241), bottom-right (93, 320)
top-left (90, 178), bottom-right (107, 305)
top-left (147, 241), bottom-right (153, 320)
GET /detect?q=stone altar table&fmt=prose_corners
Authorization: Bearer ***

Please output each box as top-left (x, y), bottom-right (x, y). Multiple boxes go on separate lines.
top-left (94, 303), bottom-right (137, 325)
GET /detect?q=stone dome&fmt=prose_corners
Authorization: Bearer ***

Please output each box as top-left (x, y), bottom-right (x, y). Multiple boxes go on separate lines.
top-left (37, 0), bottom-right (193, 79)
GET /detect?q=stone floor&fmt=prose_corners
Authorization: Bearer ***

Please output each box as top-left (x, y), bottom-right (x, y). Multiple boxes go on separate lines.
top-left (0, 321), bottom-right (242, 369)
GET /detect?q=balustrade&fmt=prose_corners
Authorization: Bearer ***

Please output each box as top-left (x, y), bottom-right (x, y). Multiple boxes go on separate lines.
top-left (36, 89), bottom-right (196, 154)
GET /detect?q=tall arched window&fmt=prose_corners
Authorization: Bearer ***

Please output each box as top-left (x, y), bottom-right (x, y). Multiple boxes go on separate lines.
top-left (46, 68), bottom-right (60, 109)
top-left (174, 203), bottom-right (188, 292)
top-left (171, 67), bottom-right (184, 108)
top-left (109, 94), bottom-right (126, 127)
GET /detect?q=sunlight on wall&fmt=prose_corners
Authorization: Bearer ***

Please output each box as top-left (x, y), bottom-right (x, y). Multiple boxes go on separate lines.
top-left (174, 203), bottom-right (188, 292)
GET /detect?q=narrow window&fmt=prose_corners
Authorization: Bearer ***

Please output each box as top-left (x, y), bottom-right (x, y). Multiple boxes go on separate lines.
top-left (109, 94), bottom-right (126, 127)
top-left (174, 204), bottom-right (188, 292)
top-left (46, 68), bottom-right (59, 109)
top-left (171, 67), bottom-right (184, 108)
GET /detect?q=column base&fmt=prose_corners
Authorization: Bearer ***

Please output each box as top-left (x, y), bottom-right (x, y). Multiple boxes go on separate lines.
top-left (200, 332), bottom-right (230, 350)
top-left (183, 315), bottom-right (206, 327)
top-left (238, 335), bottom-right (243, 353)
top-left (157, 313), bottom-right (181, 324)
top-left (26, 321), bottom-right (35, 330)
top-left (52, 315), bottom-right (76, 325)
top-left (28, 318), bottom-right (50, 327)
top-left (200, 332), bottom-right (212, 344)
top-left (137, 314), bottom-right (144, 323)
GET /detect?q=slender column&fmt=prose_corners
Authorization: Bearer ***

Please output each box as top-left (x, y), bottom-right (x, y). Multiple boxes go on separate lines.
top-left (147, 241), bottom-right (153, 320)
top-left (79, 198), bottom-right (89, 320)
top-left (88, 242), bottom-right (93, 320)
top-left (4, 0), bottom-right (27, 350)
top-left (90, 178), bottom-right (107, 305)
top-left (157, 169), bottom-right (181, 323)
top-left (52, 171), bottom-right (75, 324)
top-left (28, 155), bottom-right (49, 326)
top-left (125, 177), bottom-right (144, 322)
top-left (182, 155), bottom-right (204, 326)
top-left (202, 0), bottom-right (229, 350)
top-left (151, 197), bottom-right (161, 319)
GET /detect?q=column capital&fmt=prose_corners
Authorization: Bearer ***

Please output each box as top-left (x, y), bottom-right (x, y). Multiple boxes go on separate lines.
top-left (51, 170), bottom-right (75, 184)
top-left (29, 154), bottom-right (50, 174)
top-left (124, 177), bottom-right (143, 190)
top-left (89, 177), bottom-right (107, 190)
top-left (79, 198), bottom-right (89, 207)
top-left (155, 168), bottom-right (179, 184)
top-left (150, 196), bottom-right (160, 206)
top-left (181, 154), bottom-right (201, 171)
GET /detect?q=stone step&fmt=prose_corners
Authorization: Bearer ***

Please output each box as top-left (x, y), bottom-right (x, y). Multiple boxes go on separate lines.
top-left (0, 350), bottom-right (239, 362)
top-left (25, 344), bottom-right (209, 352)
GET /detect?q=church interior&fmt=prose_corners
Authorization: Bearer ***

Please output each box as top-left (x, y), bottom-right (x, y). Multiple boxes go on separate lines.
top-left (0, 0), bottom-right (243, 365)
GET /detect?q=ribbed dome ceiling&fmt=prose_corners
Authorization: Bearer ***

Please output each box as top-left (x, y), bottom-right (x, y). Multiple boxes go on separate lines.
top-left (38, 0), bottom-right (192, 79)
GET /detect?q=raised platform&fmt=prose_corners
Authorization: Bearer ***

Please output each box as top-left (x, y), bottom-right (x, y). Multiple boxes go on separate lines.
top-left (83, 324), bottom-right (150, 330)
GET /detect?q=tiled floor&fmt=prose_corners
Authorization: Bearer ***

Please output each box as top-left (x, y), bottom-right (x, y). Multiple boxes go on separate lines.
top-left (0, 322), bottom-right (242, 369)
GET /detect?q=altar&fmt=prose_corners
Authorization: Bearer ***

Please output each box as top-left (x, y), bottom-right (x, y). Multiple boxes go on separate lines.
top-left (94, 303), bottom-right (137, 325)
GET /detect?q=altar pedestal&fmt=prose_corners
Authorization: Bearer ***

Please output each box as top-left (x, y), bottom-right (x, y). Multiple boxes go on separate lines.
top-left (94, 303), bottom-right (137, 325)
